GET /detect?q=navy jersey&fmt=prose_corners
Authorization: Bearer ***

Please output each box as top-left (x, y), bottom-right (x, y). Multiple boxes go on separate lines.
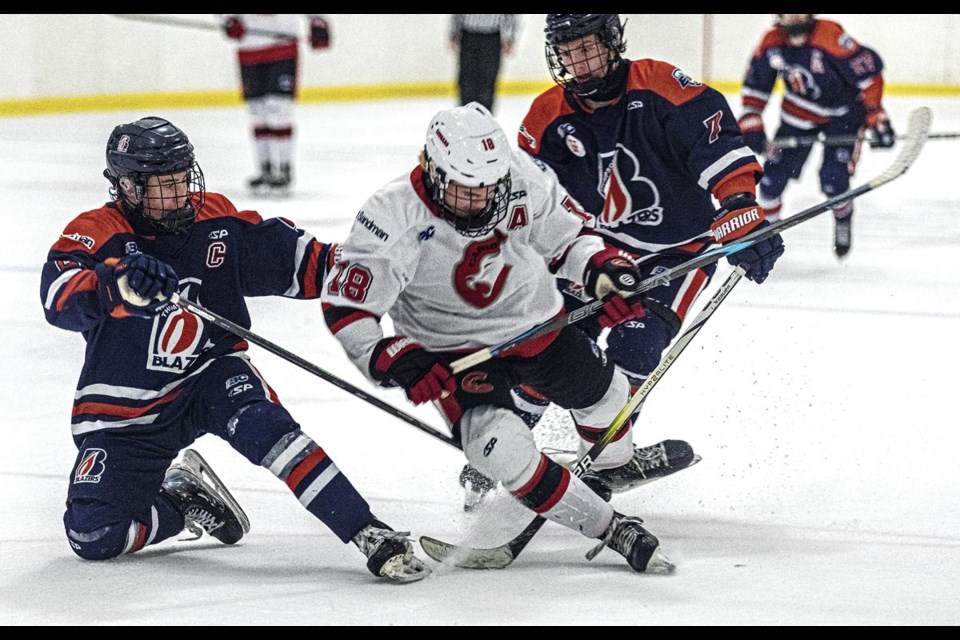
top-left (519, 58), bottom-right (761, 259)
top-left (742, 18), bottom-right (885, 130)
top-left (40, 193), bottom-right (333, 438)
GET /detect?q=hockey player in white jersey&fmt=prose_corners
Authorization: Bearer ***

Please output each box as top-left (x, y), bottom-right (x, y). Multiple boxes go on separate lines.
top-left (322, 103), bottom-right (696, 572)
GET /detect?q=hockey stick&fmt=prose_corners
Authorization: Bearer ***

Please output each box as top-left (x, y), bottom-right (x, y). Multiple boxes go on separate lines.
top-left (420, 265), bottom-right (747, 569)
top-left (771, 130), bottom-right (959, 150)
top-left (110, 14), bottom-right (299, 40)
top-left (170, 294), bottom-right (460, 449)
top-left (450, 105), bottom-right (933, 376)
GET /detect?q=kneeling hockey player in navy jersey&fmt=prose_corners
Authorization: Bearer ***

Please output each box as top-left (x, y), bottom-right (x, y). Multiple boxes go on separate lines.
top-left (40, 116), bottom-right (428, 582)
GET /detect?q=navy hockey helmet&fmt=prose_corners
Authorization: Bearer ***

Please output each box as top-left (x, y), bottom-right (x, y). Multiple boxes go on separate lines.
top-left (545, 14), bottom-right (627, 99)
top-left (422, 102), bottom-right (512, 238)
top-left (774, 14), bottom-right (816, 39)
top-left (104, 116), bottom-right (205, 234)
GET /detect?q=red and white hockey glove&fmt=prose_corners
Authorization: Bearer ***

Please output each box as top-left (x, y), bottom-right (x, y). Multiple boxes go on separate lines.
top-left (370, 336), bottom-right (456, 405)
top-left (584, 249), bottom-right (646, 329)
top-left (223, 16), bottom-right (245, 40)
top-left (309, 17), bottom-right (330, 49)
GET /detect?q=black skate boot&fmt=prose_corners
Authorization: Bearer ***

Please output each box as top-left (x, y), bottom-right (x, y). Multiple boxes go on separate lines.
top-left (269, 163), bottom-right (292, 193)
top-left (834, 214), bottom-right (852, 258)
top-left (581, 440), bottom-right (699, 496)
top-left (587, 511), bottom-right (675, 574)
top-left (352, 518), bottom-right (431, 583)
top-left (162, 449), bottom-right (250, 545)
top-left (459, 464), bottom-right (497, 512)
top-left (247, 161), bottom-right (274, 192)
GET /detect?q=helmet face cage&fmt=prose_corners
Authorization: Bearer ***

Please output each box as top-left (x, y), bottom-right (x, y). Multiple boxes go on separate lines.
top-left (774, 14), bottom-right (815, 38)
top-left (104, 117), bottom-right (205, 234)
top-left (425, 153), bottom-right (512, 238)
top-left (422, 103), bottom-right (513, 237)
top-left (545, 14), bottom-right (626, 98)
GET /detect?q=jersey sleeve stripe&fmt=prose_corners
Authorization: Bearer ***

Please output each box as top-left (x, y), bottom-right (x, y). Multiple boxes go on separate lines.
top-left (697, 148), bottom-right (761, 190)
top-left (44, 267), bottom-right (83, 311)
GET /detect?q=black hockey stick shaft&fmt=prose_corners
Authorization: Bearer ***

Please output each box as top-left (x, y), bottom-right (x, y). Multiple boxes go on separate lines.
top-left (171, 295), bottom-right (461, 449)
top-left (449, 105), bottom-right (933, 375)
top-left (110, 14), bottom-right (298, 40)
top-left (771, 130), bottom-right (960, 150)
top-left (421, 266), bottom-right (747, 567)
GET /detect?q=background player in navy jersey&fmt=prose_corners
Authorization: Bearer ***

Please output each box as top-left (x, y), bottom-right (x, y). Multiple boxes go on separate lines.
top-left (40, 116), bottom-right (428, 583)
top-left (737, 14), bottom-right (893, 258)
top-left (456, 14), bottom-right (787, 508)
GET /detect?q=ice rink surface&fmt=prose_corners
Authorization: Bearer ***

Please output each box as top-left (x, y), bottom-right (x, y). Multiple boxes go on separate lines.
top-left (1, 94), bottom-right (958, 625)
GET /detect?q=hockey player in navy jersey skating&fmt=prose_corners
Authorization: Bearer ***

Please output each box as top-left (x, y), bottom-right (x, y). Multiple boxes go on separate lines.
top-left (449, 15), bottom-right (788, 509)
top-left (738, 14), bottom-right (894, 258)
top-left (40, 116), bottom-right (428, 582)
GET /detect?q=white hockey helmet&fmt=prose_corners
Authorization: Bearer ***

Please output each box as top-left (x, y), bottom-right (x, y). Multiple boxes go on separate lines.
top-left (423, 102), bottom-right (512, 237)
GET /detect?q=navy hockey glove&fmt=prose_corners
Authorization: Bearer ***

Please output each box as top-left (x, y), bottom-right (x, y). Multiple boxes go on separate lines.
top-left (737, 113), bottom-right (768, 156)
top-left (95, 254), bottom-right (178, 319)
top-left (223, 16), bottom-right (245, 40)
top-left (584, 249), bottom-right (646, 329)
top-left (370, 336), bottom-right (456, 405)
top-left (867, 108), bottom-right (896, 149)
top-left (309, 17), bottom-right (330, 49)
top-left (712, 193), bottom-right (785, 284)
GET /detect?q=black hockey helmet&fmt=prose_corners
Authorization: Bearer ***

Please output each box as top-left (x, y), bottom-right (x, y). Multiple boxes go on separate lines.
top-left (104, 116), bottom-right (205, 234)
top-left (774, 14), bottom-right (816, 39)
top-left (545, 14), bottom-right (627, 99)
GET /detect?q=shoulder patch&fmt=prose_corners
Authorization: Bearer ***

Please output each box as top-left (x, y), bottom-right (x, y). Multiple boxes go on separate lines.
top-left (628, 59), bottom-right (707, 106)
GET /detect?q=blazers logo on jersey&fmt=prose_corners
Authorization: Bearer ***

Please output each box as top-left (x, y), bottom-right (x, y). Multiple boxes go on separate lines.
top-left (74, 448), bottom-right (107, 484)
top-left (597, 145), bottom-right (664, 228)
top-left (454, 230), bottom-right (512, 309)
top-left (147, 280), bottom-right (210, 372)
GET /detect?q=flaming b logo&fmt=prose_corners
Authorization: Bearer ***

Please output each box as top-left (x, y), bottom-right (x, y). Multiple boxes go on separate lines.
top-left (597, 145), bottom-right (664, 229)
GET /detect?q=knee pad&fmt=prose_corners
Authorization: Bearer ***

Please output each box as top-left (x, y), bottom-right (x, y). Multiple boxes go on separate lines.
top-left (227, 400), bottom-right (300, 465)
top-left (606, 311), bottom-right (675, 382)
top-left (571, 372), bottom-right (634, 468)
top-left (265, 95), bottom-right (294, 129)
top-left (64, 499), bottom-right (137, 560)
top-left (460, 406), bottom-right (540, 487)
top-left (247, 97), bottom-right (269, 127)
top-left (820, 155), bottom-right (852, 196)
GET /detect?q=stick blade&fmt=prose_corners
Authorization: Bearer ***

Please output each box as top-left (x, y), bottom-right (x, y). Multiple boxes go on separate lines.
top-left (419, 535), bottom-right (516, 569)
top-left (869, 106), bottom-right (933, 188)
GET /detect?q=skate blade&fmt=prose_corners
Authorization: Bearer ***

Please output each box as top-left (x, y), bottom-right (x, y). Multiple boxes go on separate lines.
top-left (645, 547), bottom-right (676, 575)
top-left (179, 449), bottom-right (251, 534)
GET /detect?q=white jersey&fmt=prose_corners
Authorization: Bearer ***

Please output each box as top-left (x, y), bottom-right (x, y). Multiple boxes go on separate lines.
top-left (219, 14), bottom-right (318, 51)
top-left (322, 150), bottom-right (606, 378)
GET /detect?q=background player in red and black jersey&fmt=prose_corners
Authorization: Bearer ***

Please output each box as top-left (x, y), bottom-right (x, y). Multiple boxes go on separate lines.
top-left (738, 14), bottom-right (893, 258)
top-left (39, 116), bottom-right (427, 582)
top-left (512, 14), bottom-right (784, 447)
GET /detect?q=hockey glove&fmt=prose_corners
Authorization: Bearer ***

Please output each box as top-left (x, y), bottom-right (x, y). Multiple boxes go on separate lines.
top-left (867, 108), bottom-right (896, 149)
top-left (95, 254), bottom-right (179, 319)
top-left (223, 16), bottom-right (245, 40)
top-left (712, 193), bottom-right (785, 284)
top-left (370, 336), bottom-right (456, 405)
top-left (737, 113), bottom-right (768, 156)
top-left (309, 17), bottom-right (330, 49)
top-left (584, 249), bottom-right (646, 329)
